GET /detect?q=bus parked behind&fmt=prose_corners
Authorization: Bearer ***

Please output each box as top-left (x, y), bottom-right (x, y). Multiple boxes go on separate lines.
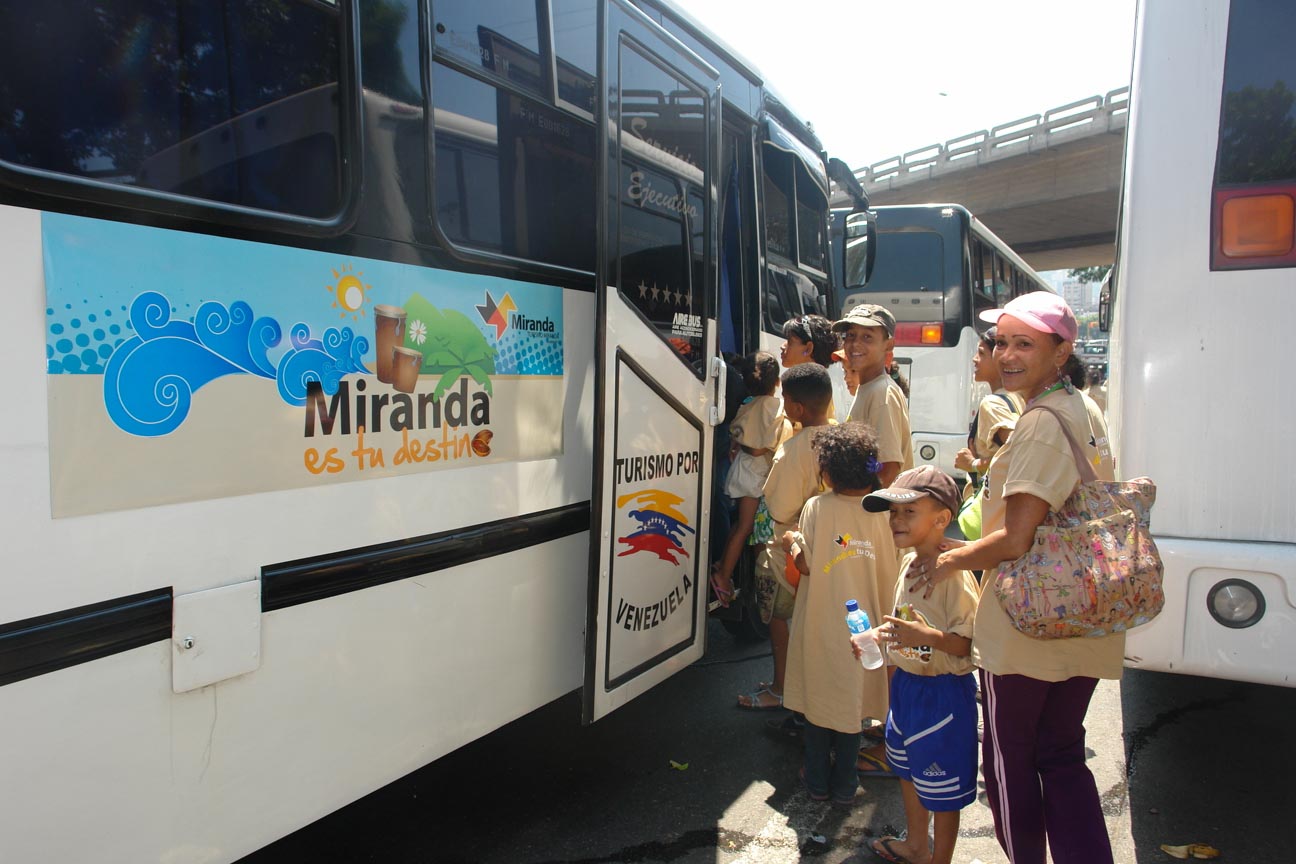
top-left (835, 204), bottom-right (1051, 479)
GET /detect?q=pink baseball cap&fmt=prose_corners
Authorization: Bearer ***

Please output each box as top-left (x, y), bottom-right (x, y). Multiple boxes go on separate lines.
top-left (978, 291), bottom-right (1078, 342)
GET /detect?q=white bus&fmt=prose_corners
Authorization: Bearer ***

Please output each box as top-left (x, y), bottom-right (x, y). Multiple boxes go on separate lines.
top-left (1106, 0), bottom-right (1295, 687)
top-left (835, 204), bottom-right (1051, 479)
top-left (0, 1), bottom-right (855, 860)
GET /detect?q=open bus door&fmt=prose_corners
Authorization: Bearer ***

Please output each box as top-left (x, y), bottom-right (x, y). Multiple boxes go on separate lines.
top-left (583, 0), bottom-right (723, 723)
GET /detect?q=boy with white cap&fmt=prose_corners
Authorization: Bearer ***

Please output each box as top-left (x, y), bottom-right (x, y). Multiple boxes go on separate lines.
top-left (857, 465), bottom-right (979, 864)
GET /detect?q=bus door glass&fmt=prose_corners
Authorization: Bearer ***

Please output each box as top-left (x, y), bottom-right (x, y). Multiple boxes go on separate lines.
top-left (584, 0), bottom-right (721, 723)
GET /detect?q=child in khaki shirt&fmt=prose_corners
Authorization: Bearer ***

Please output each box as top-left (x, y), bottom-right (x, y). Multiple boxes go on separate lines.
top-left (833, 304), bottom-right (913, 486)
top-left (736, 363), bottom-right (833, 711)
top-left (860, 466), bottom-right (979, 864)
top-left (781, 422), bottom-right (896, 806)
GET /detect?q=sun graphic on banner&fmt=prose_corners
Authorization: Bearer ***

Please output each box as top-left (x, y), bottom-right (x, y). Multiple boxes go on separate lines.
top-left (327, 262), bottom-right (371, 321)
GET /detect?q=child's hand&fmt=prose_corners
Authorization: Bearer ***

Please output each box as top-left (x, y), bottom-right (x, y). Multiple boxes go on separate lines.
top-left (780, 531), bottom-right (797, 553)
top-left (849, 630), bottom-right (874, 661)
top-left (880, 615), bottom-right (938, 650)
top-left (954, 447), bottom-right (976, 472)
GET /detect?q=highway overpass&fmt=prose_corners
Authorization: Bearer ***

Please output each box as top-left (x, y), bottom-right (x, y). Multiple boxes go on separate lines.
top-left (840, 89), bottom-right (1128, 272)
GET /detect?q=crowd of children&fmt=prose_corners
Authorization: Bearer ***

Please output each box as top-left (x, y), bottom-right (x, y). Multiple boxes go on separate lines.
top-left (713, 302), bottom-right (996, 864)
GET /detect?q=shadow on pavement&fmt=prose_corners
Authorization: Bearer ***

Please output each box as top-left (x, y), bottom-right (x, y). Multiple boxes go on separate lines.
top-left (1121, 668), bottom-right (1295, 864)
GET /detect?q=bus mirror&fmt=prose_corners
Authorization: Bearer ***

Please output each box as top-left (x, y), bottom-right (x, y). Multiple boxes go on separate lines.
top-left (828, 157), bottom-right (869, 210)
top-left (1098, 271), bottom-right (1113, 332)
top-left (842, 209), bottom-right (876, 287)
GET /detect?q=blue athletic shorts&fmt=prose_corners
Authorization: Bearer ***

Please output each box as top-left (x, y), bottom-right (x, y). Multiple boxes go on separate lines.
top-left (885, 669), bottom-right (978, 812)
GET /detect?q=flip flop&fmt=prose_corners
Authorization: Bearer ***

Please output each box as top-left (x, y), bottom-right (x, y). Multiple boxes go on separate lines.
top-left (869, 836), bottom-right (915, 864)
top-left (708, 569), bottom-right (736, 608)
top-left (856, 750), bottom-right (897, 778)
top-left (736, 687), bottom-right (783, 711)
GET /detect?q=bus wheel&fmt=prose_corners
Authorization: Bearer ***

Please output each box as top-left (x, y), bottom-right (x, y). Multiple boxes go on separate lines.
top-left (720, 582), bottom-right (770, 642)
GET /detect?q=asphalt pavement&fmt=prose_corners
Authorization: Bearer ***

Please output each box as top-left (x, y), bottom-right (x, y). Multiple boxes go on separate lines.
top-left (239, 619), bottom-right (1295, 864)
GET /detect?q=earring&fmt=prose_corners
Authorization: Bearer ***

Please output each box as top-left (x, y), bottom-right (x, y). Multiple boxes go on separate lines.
top-left (1059, 368), bottom-right (1075, 394)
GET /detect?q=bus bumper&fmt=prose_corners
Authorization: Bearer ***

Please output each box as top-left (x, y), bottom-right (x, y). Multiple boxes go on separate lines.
top-left (910, 431), bottom-right (971, 485)
top-left (1124, 537), bottom-right (1296, 687)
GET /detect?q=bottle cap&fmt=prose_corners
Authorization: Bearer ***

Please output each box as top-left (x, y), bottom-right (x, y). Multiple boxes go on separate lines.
top-left (845, 599), bottom-right (859, 612)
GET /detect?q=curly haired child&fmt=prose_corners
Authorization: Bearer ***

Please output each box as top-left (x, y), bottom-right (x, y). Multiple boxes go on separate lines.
top-left (781, 422), bottom-right (900, 805)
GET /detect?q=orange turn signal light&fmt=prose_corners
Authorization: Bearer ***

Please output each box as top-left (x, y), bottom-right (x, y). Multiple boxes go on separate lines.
top-left (920, 323), bottom-right (943, 344)
top-left (1221, 193), bottom-right (1294, 258)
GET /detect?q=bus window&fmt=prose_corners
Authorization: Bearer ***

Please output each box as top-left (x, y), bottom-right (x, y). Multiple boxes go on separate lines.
top-left (1211, 0), bottom-right (1296, 269)
top-left (431, 61), bottom-right (595, 272)
top-left (994, 254), bottom-right (1012, 306)
top-left (1215, 0), bottom-right (1296, 187)
top-left (762, 145), bottom-right (794, 261)
top-left (972, 241), bottom-right (996, 319)
top-left (796, 164), bottom-right (827, 273)
top-left (552, 0), bottom-right (598, 115)
top-left (0, 0), bottom-right (346, 220)
top-left (431, 0), bottom-right (544, 98)
top-left (615, 43), bottom-right (708, 367)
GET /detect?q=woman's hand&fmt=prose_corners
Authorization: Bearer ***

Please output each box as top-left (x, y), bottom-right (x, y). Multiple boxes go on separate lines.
top-left (779, 531), bottom-right (797, 553)
top-left (954, 447), bottom-right (976, 472)
top-left (908, 551), bottom-right (959, 599)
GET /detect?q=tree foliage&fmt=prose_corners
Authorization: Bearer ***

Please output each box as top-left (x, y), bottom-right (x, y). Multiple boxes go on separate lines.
top-left (1067, 265), bottom-right (1111, 284)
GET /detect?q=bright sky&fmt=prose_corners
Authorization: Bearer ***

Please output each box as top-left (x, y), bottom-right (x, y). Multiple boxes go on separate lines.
top-left (676, 0), bottom-right (1137, 172)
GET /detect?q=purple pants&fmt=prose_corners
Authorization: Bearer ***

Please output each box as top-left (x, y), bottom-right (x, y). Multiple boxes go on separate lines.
top-left (980, 671), bottom-right (1114, 864)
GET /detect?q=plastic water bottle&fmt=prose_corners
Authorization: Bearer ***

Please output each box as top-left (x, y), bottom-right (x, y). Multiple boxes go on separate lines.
top-left (845, 599), bottom-right (884, 670)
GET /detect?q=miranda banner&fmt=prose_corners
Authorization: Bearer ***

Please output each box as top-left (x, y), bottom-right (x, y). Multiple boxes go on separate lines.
top-left (42, 214), bottom-right (565, 517)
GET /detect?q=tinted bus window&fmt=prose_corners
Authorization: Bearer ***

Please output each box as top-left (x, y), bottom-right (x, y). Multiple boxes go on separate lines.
top-left (796, 167), bottom-right (826, 272)
top-left (431, 0), bottom-right (544, 97)
top-left (431, 61), bottom-right (595, 271)
top-left (1216, 0), bottom-right (1296, 185)
top-left (552, 0), bottom-right (597, 114)
top-left (616, 43), bottom-right (708, 366)
top-left (0, 0), bottom-right (344, 219)
top-left (866, 229), bottom-right (944, 321)
top-left (762, 146), bottom-right (793, 260)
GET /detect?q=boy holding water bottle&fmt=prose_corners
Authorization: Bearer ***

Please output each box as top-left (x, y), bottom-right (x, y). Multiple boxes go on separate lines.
top-left (780, 423), bottom-right (898, 806)
top-left (858, 466), bottom-right (979, 864)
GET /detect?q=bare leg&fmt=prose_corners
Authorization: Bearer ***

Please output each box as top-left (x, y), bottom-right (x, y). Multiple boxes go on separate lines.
top-left (712, 496), bottom-right (758, 599)
top-left (871, 779), bottom-right (933, 864)
top-left (770, 614), bottom-right (789, 694)
top-left (931, 810), bottom-right (961, 864)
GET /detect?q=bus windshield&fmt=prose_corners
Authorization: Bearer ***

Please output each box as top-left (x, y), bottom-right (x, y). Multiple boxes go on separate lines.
top-left (847, 227), bottom-right (946, 322)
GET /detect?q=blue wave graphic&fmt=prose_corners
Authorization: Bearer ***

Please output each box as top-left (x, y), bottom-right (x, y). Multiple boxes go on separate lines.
top-left (104, 293), bottom-right (246, 436)
top-left (274, 322), bottom-right (371, 407)
top-left (102, 292), bottom-right (372, 435)
top-left (193, 299), bottom-right (281, 378)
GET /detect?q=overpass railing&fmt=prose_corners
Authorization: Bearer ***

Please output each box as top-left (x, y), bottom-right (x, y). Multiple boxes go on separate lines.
top-left (855, 87), bottom-right (1129, 190)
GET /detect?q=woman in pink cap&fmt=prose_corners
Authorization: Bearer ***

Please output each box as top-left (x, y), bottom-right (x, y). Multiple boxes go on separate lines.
top-left (909, 291), bottom-right (1119, 864)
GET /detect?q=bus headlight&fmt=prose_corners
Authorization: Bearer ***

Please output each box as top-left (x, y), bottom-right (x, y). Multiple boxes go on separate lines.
top-left (919, 445), bottom-right (937, 462)
top-left (1207, 579), bottom-right (1265, 629)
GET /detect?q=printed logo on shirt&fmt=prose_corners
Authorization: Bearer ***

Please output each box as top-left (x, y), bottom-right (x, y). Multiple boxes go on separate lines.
top-left (823, 534), bottom-right (876, 572)
top-left (922, 763), bottom-right (947, 778)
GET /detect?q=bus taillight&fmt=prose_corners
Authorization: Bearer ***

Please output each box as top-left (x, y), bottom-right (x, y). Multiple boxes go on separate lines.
top-left (894, 323), bottom-right (943, 346)
top-left (1212, 187), bottom-right (1296, 269)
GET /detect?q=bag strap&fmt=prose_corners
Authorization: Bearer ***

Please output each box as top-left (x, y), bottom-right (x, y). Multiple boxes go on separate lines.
top-left (1017, 403), bottom-right (1100, 484)
top-left (994, 392), bottom-right (1018, 415)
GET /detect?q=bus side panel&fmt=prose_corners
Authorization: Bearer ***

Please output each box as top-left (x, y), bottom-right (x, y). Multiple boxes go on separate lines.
top-left (1116, 0), bottom-right (1296, 684)
top-left (1113, 0), bottom-right (1295, 546)
top-left (0, 199), bottom-right (599, 860)
top-left (0, 536), bottom-right (588, 863)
